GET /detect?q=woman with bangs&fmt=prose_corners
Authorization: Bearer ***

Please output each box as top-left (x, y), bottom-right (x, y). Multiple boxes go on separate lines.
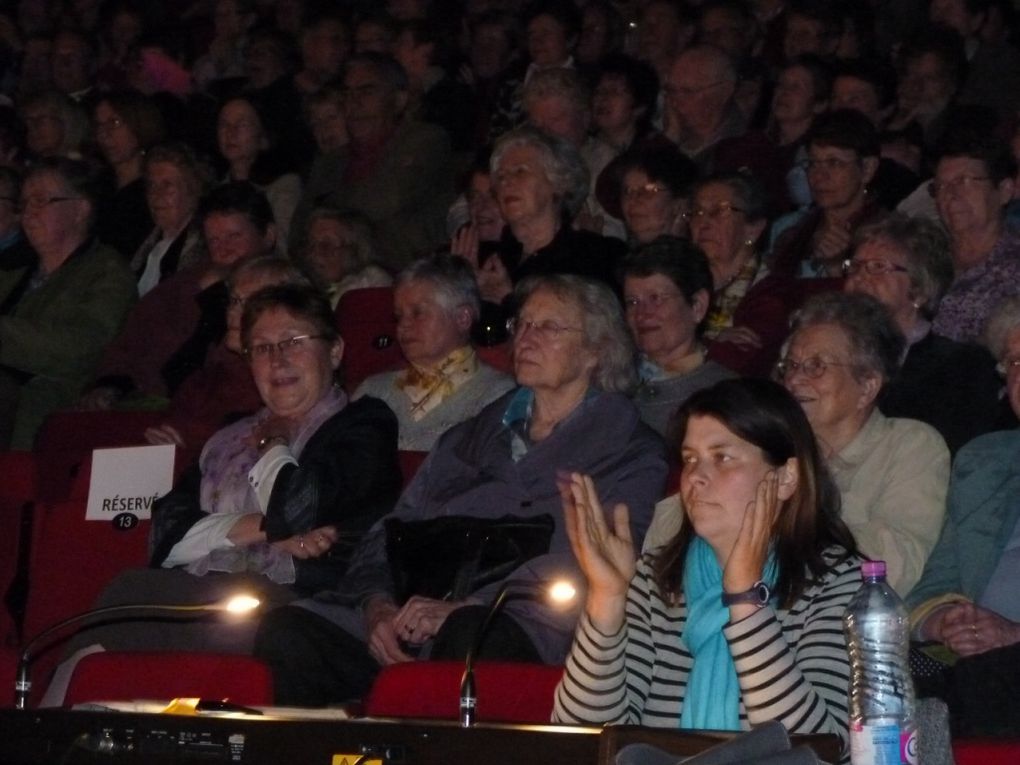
top-left (554, 378), bottom-right (862, 759)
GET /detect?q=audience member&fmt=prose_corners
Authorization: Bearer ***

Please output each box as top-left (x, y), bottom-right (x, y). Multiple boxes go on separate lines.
top-left (19, 90), bottom-right (89, 161)
top-left (299, 207), bottom-right (392, 308)
top-left (142, 255), bottom-right (312, 456)
top-left (290, 52), bottom-right (453, 268)
top-left (663, 44), bottom-right (744, 171)
top-left (906, 297), bottom-right (1020, 737)
top-left (41, 284), bottom-right (401, 706)
top-left (83, 181), bottom-right (276, 409)
top-left (622, 238), bottom-right (734, 439)
top-left (131, 141), bottom-right (210, 296)
top-left (216, 94), bottom-right (302, 251)
top-left (844, 213), bottom-right (1000, 453)
top-left (690, 173), bottom-right (797, 377)
top-left (92, 91), bottom-right (165, 259)
top-left (611, 145), bottom-right (698, 245)
top-left (770, 109), bottom-right (884, 278)
top-left (779, 292), bottom-right (949, 594)
top-left (554, 378), bottom-right (862, 756)
top-left (930, 132), bottom-right (1020, 343)
top-left (254, 274), bottom-right (668, 707)
top-left (0, 158), bottom-right (136, 448)
top-left (354, 254), bottom-right (514, 450)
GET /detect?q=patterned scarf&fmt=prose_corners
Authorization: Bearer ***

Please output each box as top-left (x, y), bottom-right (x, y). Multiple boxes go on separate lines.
top-left (704, 257), bottom-right (764, 340)
top-left (395, 346), bottom-right (479, 421)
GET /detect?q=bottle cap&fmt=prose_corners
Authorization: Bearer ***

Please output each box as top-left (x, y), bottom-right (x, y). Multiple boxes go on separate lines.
top-left (861, 560), bottom-right (886, 578)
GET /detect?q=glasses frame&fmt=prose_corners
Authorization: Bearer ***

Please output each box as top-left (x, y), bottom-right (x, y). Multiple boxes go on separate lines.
top-left (245, 334), bottom-right (331, 361)
top-left (841, 258), bottom-right (910, 277)
top-left (774, 355), bottom-right (855, 380)
top-left (506, 317), bottom-right (584, 342)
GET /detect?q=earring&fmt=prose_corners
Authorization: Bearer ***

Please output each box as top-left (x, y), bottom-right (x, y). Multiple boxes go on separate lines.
top-left (744, 238), bottom-right (754, 247)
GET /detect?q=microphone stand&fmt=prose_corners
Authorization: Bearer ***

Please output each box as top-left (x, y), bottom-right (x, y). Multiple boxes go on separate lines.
top-left (458, 578), bottom-right (575, 727)
top-left (15, 597), bottom-right (259, 710)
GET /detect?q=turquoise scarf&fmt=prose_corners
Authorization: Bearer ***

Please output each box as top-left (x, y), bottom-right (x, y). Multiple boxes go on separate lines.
top-left (679, 537), bottom-right (777, 730)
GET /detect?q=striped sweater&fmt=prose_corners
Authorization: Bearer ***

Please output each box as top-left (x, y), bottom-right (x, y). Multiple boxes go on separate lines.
top-left (553, 548), bottom-right (862, 760)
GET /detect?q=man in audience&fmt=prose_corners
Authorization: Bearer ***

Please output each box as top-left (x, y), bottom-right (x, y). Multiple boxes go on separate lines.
top-left (662, 44), bottom-right (744, 171)
top-left (290, 52), bottom-right (453, 269)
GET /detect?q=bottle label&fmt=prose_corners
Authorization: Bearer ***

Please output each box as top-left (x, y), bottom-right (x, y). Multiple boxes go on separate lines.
top-left (850, 723), bottom-right (918, 765)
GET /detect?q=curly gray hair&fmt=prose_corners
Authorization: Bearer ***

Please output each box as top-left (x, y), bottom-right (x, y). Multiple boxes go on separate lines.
top-left (396, 253), bottom-right (481, 324)
top-left (514, 274), bottom-right (637, 394)
top-left (984, 296), bottom-right (1020, 362)
top-left (852, 213), bottom-right (953, 319)
top-left (490, 125), bottom-right (590, 220)
top-left (788, 292), bottom-right (905, 384)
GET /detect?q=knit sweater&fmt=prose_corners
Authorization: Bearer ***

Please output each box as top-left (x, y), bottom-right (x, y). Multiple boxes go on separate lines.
top-left (553, 548), bottom-right (862, 761)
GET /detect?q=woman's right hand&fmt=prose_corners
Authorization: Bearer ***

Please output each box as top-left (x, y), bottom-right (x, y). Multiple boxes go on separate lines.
top-left (450, 223), bottom-right (481, 268)
top-left (477, 254), bottom-right (513, 305)
top-left (560, 472), bottom-right (635, 633)
top-left (144, 423), bottom-right (186, 448)
top-left (364, 596), bottom-right (415, 666)
top-left (272, 525), bottom-right (338, 560)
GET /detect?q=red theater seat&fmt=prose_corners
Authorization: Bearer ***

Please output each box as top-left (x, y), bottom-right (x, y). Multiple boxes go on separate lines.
top-left (63, 651), bottom-right (273, 706)
top-left (364, 661), bottom-right (563, 723)
top-left (953, 739), bottom-right (1020, 765)
top-left (335, 287), bottom-right (403, 393)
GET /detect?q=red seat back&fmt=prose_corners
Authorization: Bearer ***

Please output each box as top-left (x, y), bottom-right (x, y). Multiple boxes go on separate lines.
top-left (364, 660), bottom-right (563, 723)
top-left (63, 651), bottom-right (274, 707)
top-left (0, 451), bottom-right (37, 646)
top-left (476, 342), bottom-right (513, 375)
top-left (335, 287), bottom-right (403, 393)
top-left (397, 450), bottom-right (428, 489)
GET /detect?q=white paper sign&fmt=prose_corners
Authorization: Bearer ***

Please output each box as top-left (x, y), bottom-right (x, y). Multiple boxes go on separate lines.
top-left (85, 444), bottom-right (176, 522)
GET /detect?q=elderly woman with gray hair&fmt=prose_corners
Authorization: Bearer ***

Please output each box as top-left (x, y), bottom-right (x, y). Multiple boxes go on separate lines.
top-left (904, 296), bottom-right (1020, 737)
top-left (843, 213), bottom-right (1001, 454)
top-left (255, 274), bottom-right (668, 706)
top-left (477, 126), bottom-right (627, 314)
top-left (300, 207), bottom-right (391, 308)
top-left (778, 292), bottom-right (950, 595)
top-left (354, 254), bottom-right (514, 450)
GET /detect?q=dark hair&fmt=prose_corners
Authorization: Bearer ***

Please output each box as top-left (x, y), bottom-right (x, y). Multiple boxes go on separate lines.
top-left (144, 140), bottom-right (212, 199)
top-left (197, 181), bottom-right (275, 233)
top-left (934, 129), bottom-right (1018, 184)
top-left (807, 108), bottom-right (880, 157)
top-left (622, 236), bottom-right (714, 306)
top-left (595, 53), bottom-right (660, 137)
top-left (241, 283), bottom-right (338, 350)
top-left (833, 57), bottom-right (897, 110)
top-left (617, 145), bottom-right (700, 198)
top-left (652, 378), bottom-right (857, 607)
top-left (246, 23), bottom-right (301, 72)
top-left (523, 0), bottom-right (583, 40)
top-left (95, 91), bottom-right (167, 150)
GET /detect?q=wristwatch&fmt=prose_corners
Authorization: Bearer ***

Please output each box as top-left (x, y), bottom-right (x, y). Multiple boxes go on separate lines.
top-left (721, 580), bottom-right (771, 608)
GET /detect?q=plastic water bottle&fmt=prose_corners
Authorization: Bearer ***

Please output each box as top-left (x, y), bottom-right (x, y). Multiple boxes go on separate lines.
top-left (844, 560), bottom-right (918, 765)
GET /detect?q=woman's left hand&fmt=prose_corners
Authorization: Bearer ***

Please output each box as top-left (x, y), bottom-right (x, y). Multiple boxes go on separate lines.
top-left (273, 525), bottom-right (338, 559)
top-left (714, 326), bottom-right (762, 350)
top-left (722, 470), bottom-right (779, 596)
top-left (391, 596), bottom-right (464, 645)
top-left (938, 602), bottom-right (1020, 657)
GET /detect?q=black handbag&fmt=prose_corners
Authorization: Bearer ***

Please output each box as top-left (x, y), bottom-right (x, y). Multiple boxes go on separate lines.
top-left (384, 513), bottom-right (555, 602)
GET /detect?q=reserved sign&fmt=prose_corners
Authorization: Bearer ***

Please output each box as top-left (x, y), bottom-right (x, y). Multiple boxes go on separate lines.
top-left (85, 444), bottom-right (175, 523)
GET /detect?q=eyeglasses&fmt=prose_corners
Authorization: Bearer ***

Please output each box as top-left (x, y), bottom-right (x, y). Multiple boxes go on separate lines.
top-left (18, 195), bottom-right (81, 211)
top-left (624, 291), bottom-right (682, 312)
top-left (927, 175), bottom-right (991, 198)
top-left (621, 182), bottom-right (667, 201)
top-left (493, 163), bottom-right (536, 187)
top-left (506, 317), bottom-right (583, 342)
top-left (996, 357), bottom-right (1020, 378)
top-left (245, 334), bottom-right (330, 360)
top-left (799, 157), bottom-right (860, 172)
top-left (842, 258), bottom-right (910, 277)
top-left (683, 202), bottom-right (745, 222)
top-left (774, 355), bottom-right (854, 379)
